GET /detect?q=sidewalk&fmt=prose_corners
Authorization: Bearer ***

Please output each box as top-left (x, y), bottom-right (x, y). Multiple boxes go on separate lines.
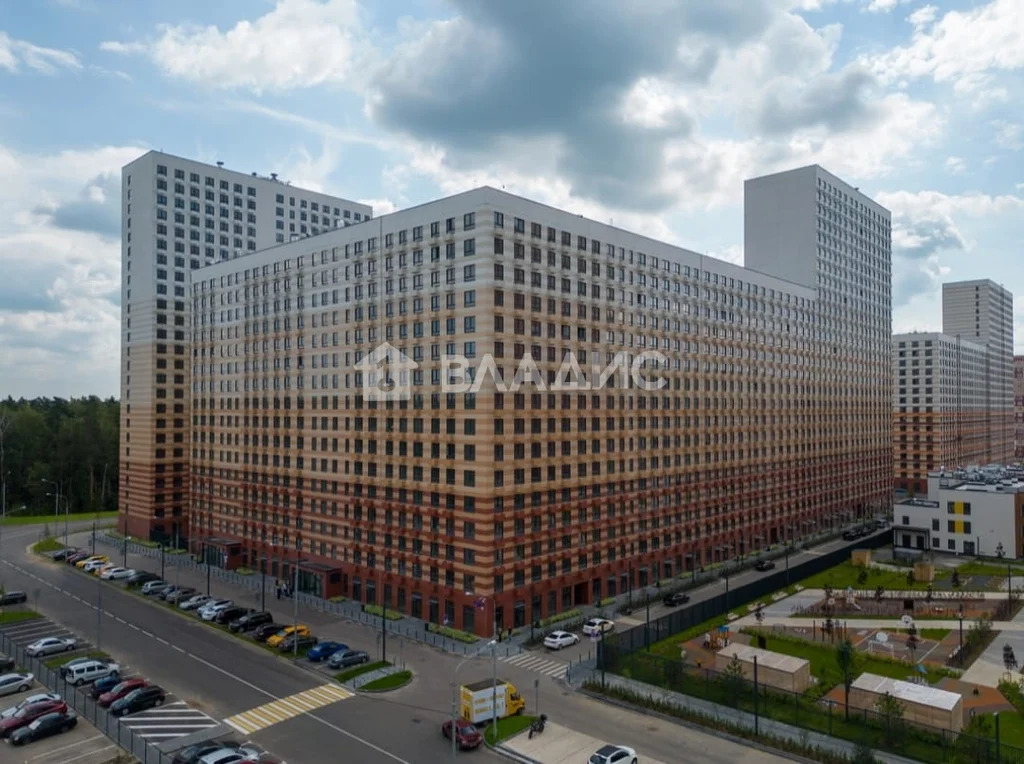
top-left (503, 722), bottom-right (671, 764)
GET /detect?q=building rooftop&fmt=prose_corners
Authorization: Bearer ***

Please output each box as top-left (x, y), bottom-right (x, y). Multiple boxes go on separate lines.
top-left (897, 498), bottom-right (940, 507)
top-left (718, 643), bottom-right (809, 674)
top-left (851, 673), bottom-right (961, 710)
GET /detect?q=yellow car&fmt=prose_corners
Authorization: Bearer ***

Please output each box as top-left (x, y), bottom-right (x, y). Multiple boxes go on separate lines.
top-left (266, 624), bottom-right (311, 649)
top-left (76, 555), bottom-right (108, 569)
top-left (93, 562), bottom-right (117, 576)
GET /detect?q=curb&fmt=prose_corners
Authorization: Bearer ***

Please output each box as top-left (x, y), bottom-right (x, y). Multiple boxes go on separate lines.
top-left (489, 731), bottom-right (540, 764)
top-left (578, 688), bottom-right (816, 764)
top-left (357, 669), bottom-right (414, 693)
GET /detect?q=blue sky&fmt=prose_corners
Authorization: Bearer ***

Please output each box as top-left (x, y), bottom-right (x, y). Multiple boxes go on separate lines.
top-left (0, 0), bottom-right (1021, 397)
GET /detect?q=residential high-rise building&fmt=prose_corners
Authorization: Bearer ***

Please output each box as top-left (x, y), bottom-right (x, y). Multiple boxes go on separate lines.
top-left (118, 151), bottom-right (370, 541)
top-left (942, 280), bottom-right (1014, 462)
top-left (1015, 355), bottom-right (1024, 459)
top-left (892, 280), bottom-right (1015, 492)
top-left (186, 165), bottom-right (892, 635)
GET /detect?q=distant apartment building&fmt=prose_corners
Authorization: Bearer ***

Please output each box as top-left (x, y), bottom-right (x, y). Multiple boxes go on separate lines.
top-left (184, 165), bottom-right (892, 635)
top-left (893, 280), bottom-right (1015, 492)
top-left (118, 151), bottom-right (370, 541)
top-left (1016, 355), bottom-right (1024, 458)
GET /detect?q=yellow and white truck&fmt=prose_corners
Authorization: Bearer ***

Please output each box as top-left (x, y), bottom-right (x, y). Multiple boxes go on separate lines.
top-left (459, 679), bottom-right (525, 724)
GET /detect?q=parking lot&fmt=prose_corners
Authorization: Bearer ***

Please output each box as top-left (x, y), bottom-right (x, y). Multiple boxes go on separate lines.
top-left (0, 684), bottom-right (119, 764)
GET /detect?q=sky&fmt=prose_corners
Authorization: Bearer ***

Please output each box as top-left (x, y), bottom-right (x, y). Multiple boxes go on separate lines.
top-left (0, 0), bottom-right (1021, 398)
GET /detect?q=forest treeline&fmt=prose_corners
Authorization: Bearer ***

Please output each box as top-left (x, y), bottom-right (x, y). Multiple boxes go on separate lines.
top-left (0, 397), bottom-right (119, 516)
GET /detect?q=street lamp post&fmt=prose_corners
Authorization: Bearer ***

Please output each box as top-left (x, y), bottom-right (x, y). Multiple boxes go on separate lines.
top-left (260, 555), bottom-right (267, 612)
top-left (467, 591), bottom-right (499, 744)
top-left (293, 539), bottom-right (301, 659)
top-left (958, 604), bottom-right (964, 668)
top-left (451, 641), bottom-right (496, 762)
top-left (379, 580), bottom-right (387, 664)
top-left (41, 479), bottom-right (59, 528)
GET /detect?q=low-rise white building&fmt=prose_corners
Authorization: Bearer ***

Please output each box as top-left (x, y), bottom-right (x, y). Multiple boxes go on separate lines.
top-left (892, 467), bottom-right (1024, 558)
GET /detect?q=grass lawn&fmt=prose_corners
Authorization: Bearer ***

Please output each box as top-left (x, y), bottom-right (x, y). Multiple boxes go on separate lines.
top-left (957, 562), bottom-right (1024, 580)
top-left (0, 511), bottom-right (117, 526)
top-left (32, 537), bottom-right (66, 554)
top-left (800, 561), bottom-right (942, 591)
top-left (986, 711), bottom-right (1024, 747)
top-left (360, 670), bottom-right (412, 691)
top-left (43, 649), bottom-right (109, 669)
top-left (750, 632), bottom-right (952, 689)
top-left (335, 660), bottom-right (390, 683)
top-left (483, 714), bottom-right (537, 745)
top-left (0, 610), bottom-right (42, 624)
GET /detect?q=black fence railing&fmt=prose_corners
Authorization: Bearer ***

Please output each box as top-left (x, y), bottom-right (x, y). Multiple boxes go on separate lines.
top-left (0, 629), bottom-right (173, 763)
top-left (610, 531), bottom-right (890, 655)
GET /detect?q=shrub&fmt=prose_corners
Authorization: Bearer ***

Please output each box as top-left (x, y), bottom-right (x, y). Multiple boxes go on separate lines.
top-left (427, 623), bottom-right (478, 644)
top-left (538, 608), bottom-right (582, 628)
top-left (328, 595), bottom-right (347, 603)
top-left (364, 604), bottom-right (403, 620)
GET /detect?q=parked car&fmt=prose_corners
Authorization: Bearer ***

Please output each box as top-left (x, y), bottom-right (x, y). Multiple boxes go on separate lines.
top-left (141, 580), bottom-right (170, 596)
top-left (75, 554), bottom-right (107, 569)
top-left (65, 552), bottom-right (90, 565)
top-left (92, 562), bottom-right (118, 576)
top-left (199, 600), bottom-right (235, 621)
top-left (0, 653), bottom-right (13, 672)
top-left (50, 548), bottom-right (78, 562)
top-left (67, 660), bottom-right (120, 686)
top-left (110, 685), bottom-right (166, 716)
top-left (266, 624), bottom-right (310, 649)
top-left (26, 636), bottom-right (77, 657)
top-left (754, 559), bottom-right (776, 572)
top-left (172, 740), bottom-right (242, 764)
top-left (8, 710), bottom-right (77, 746)
top-left (0, 591), bottom-right (27, 605)
top-left (127, 571), bottom-right (160, 587)
top-left (278, 634), bottom-right (318, 653)
top-left (442, 718), bottom-right (483, 750)
top-left (0, 699), bottom-right (67, 738)
top-left (159, 585), bottom-right (187, 602)
top-left (100, 567), bottom-right (135, 580)
top-left (306, 641), bottom-right (348, 662)
top-left (82, 559), bottom-right (110, 574)
top-left (58, 657), bottom-right (97, 679)
top-left (229, 611), bottom-right (273, 633)
top-left (252, 623), bottom-right (285, 643)
top-left (166, 587), bottom-right (198, 605)
top-left (582, 618), bottom-right (615, 638)
top-left (662, 591), bottom-right (691, 607)
top-left (0, 674), bottom-right (33, 698)
top-left (180, 593), bottom-right (213, 611)
top-left (214, 607), bottom-right (252, 626)
top-left (198, 749), bottom-right (247, 764)
top-left (237, 751), bottom-right (284, 764)
top-left (327, 649), bottom-right (369, 669)
top-left (589, 744), bottom-right (638, 764)
top-left (543, 631), bottom-right (580, 650)
top-left (1, 692), bottom-right (60, 718)
top-left (89, 674), bottom-right (122, 699)
top-left (98, 677), bottom-right (148, 708)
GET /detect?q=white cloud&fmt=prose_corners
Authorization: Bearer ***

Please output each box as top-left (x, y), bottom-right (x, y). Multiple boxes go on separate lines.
top-left (992, 120), bottom-right (1023, 151)
top-left (944, 156), bottom-right (966, 175)
top-left (864, 0), bottom-right (1024, 92)
top-left (101, 0), bottom-right (364, 93)
top-left (0, 30), bottom-right (81, 74)
top-left (864, 0), bottom-right (910, 13)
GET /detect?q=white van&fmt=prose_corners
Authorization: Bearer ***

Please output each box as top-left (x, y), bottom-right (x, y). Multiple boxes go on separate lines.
top-left (66, 660), bottom-right (120, 686)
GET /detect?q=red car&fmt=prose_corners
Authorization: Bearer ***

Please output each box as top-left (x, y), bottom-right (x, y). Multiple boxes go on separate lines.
top-left (0, 699), bottom-right (67, 738)
top-left (442, 719), bottom-right (483, 750)
top-left (98, 678), bottom-right (148, 708)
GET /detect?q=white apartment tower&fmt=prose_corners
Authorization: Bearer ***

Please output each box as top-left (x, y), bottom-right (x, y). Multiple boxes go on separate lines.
top-left (118, 150), bottom-right (370, 542)
top-left (942, 280), bottom-right (1015, 462)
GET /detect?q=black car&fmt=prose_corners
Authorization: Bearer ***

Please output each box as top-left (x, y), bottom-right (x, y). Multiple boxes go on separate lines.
top-left (278, 634), bottom-right (318, 653)
top-left (252, 622), bottom-right (285, 643)
top-left (110, 685), bottom-right (166, 716)
top-left (126, 571), bottom-right (160, 587)
top-left (50, 549), bottom-right (78, 562)
top-left (0, 653), bottom-right (13, 672)
top-left (0, 591), bottom-right (27, 606)
top-left (662, 592), bottom-right (690, 607)
top-left (754, 559), bottom-right (776, 572)
top-left (214, 607), bottom-right (252, 626)
top-left (9, 711), bottom-right (77, 746)
top-left (229, 610), bottom-right (272, 633)
top-left (171, 740), bottom-right (241, 764)
top-left (90, 674), bottom-right (121, 699)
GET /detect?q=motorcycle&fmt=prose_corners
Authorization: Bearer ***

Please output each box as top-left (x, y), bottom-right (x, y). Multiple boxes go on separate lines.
top-left (528, 714), bottom-right (548, 739)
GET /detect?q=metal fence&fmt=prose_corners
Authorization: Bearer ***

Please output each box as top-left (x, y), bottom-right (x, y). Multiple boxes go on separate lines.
top-left (598, 648), bottom-right (1024, 764)
top-left (0, 629), bottom-right (172, 763)
top-left (610, 531), bottom-right (890, 655)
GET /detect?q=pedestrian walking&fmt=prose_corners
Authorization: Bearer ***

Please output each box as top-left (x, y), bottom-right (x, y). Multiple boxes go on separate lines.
top-left (275, 585), bottom-right (281, 600)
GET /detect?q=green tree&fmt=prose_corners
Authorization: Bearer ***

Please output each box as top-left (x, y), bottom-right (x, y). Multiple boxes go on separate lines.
top-left (954, 714), bottom-right (994, 764)
top-left (718, 654), bottom-right (746, 706)
top-left (874, 691), bottom-right (905, 747)
top-left (850, 741), bottom-right (878, 764)
top-left (836, 639), bottom-right (858, 721)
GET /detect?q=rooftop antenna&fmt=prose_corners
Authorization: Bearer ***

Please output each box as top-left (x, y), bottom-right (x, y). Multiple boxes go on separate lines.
top-left (216, 161), bottom-right (223, 168)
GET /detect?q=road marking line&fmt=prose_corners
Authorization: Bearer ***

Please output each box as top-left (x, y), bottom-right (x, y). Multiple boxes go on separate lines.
top-left (53, 745), bottom-right (118, 764)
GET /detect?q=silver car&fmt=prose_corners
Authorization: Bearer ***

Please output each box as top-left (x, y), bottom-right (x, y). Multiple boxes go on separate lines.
top-left (26, 637), bottom-right (77, 657)
top-left (0, 673), bottom-right (33, 698)
top-left (1, 692), bottom-right (60, 718)
top-left (180, 594), bottom-right (213, 611)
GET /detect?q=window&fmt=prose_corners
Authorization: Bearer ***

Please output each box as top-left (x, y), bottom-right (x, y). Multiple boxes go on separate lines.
top-left (464, 265), bottom-right (476, 282)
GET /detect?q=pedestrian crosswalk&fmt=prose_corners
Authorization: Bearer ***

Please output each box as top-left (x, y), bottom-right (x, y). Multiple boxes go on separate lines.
top-left (223, 683), bottom-right (354, 735)
top-left (119, 701), bottom-right (220, 740)
top-left (499, 652), bottom-right (568, 678)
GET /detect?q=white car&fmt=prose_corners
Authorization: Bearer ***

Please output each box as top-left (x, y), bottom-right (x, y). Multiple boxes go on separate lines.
top-left (1, 692), bottom-right (60, 718)
top-left (0, 673), bottom-right (33, 698)
top-left (589, 744), bottom-right (638, 764)
top-left (198, 748), bottom-right (247, 764)
top-left (82, 559), bottom-right (108, 573)
top-left (180, 594), bottom-right (213, 610)
top-left (66, 659), bottom-right (120, 686)
top-left (198, 600), bottom-right (233, 621)
top-left (100, 567), bottom-right (135, 580)
top-left (543, 630), bottom-right (581, 650)
top-left (582, 618), bottom-right (615, 638)
top-left (26, 636), bottom-right (78, 657)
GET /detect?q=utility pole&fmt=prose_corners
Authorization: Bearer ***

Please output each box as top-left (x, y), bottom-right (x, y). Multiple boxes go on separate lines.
top-left (260, 555), bottom-right (266, 612)
top-left (293, 551), bottom-right (299, 659)
top-left (491, 602), bottom-right (498, 745)
top-left (380, 582), bottom-right (387, 663)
